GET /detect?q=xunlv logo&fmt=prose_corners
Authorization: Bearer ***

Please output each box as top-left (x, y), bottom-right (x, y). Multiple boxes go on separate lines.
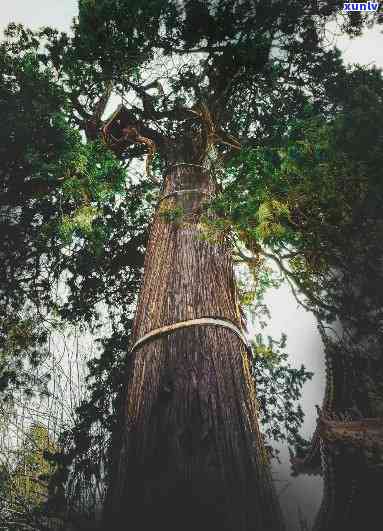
top-left (343, 2), bottom-right (380, 10)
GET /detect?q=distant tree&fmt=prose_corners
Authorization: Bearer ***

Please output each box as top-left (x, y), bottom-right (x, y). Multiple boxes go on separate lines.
top-left (0, 423), bottom-right (57, 530)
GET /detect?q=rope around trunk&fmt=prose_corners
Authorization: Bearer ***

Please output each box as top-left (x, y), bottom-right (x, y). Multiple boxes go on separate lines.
top-left (130, 317), bottom-right (252, 358)
top-left (158, 189), bottom-right (213, 203)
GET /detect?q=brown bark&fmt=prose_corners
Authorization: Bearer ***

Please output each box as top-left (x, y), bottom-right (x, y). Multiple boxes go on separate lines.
top-left (104, 154), bottom-right (285, 531)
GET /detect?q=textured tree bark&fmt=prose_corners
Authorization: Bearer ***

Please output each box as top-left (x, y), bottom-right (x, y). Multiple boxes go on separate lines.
top-left (104, 153), bottom-right (285, 531)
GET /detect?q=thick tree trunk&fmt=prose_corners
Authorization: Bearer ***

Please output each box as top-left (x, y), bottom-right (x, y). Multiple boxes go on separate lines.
top-left (104, 155), bottom-right (285, 531)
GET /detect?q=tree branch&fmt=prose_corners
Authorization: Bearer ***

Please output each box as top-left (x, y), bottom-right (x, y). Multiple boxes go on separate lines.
top-left (232, 240), bottom-right (336, 316)
top-left (125, 81), bottom-right (199, 122)
top-left (85, 81), bottom-right (113, 140)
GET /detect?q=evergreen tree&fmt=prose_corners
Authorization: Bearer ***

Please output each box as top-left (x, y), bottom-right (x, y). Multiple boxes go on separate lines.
top-left (1, 2), bottom-right (378, 530)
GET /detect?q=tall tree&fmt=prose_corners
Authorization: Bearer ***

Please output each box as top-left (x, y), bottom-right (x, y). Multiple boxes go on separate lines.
top-left (65, 3), bottom-right (370, 529)
top-left (1, 1), bottom-right (376, 529)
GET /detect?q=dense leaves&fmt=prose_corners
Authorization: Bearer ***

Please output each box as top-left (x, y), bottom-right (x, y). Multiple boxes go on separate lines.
top-left (252, 333), bottom-right (313, 460)
top-left (0, 29), bottom-right (153, 397)
top-left (212, 65), bottom-right (383, 323)
top-left (0, 424), bottom-right (58, 530)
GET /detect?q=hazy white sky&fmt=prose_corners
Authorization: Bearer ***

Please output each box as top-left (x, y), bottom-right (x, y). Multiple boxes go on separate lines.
top-left (0, 0), bottom-right (78, 32)
top-left (0, 2), bottom-right (382, 529)
top-left (331, 22), bottom-right (383, 67)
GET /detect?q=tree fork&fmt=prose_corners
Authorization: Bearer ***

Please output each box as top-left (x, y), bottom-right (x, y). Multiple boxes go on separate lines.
top-left (103, 156), bottom-right (285, 531)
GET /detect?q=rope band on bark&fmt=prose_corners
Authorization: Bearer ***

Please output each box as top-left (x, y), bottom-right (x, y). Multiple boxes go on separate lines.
top-left (167, 162), bottom-right (207, 171)
top-left (130, 317), bottom-right (252, 357)
top-left (159, 189), bottom-right (212, 203)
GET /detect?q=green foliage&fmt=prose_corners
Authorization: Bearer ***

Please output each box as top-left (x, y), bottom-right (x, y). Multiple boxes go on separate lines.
top-left (11, 425), bottom-right (57, 504)
top-left (210, 66), bottom-right (383, 317)
top-left (57, 331), bottom-right (129, 495)
top-left (0, 317), bottom-right (51, 400)
top-left (55, 179), bottom-right (153, 327)
top-left (159, 203), bottom-right (185, 224)
top-left (59, 205), bottom-right (99, 243)
top-left (0, 29), bottom-right (151, 401)
top-left (0, 424), bottom-right (58, 529)
top-left (75, 0), bottom-right (167, 79)
top-left (235, 264), bottom-right (311, 458)
top-left (58, 140), bottom-right (127, 204)
top-left (251, 333), bottom-right (313, 460)
top-left (235, 260), bottom-right (282, 321)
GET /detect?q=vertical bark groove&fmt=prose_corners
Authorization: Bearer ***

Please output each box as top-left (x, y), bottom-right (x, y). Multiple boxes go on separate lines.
top-left (105, 162), bottom-right (285, 531)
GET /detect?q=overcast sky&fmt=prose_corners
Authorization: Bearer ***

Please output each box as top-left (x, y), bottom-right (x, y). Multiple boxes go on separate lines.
top-left (1, 3), bottom-right (382, 530)
top-left (0, 0), bottom-right (77, 32)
